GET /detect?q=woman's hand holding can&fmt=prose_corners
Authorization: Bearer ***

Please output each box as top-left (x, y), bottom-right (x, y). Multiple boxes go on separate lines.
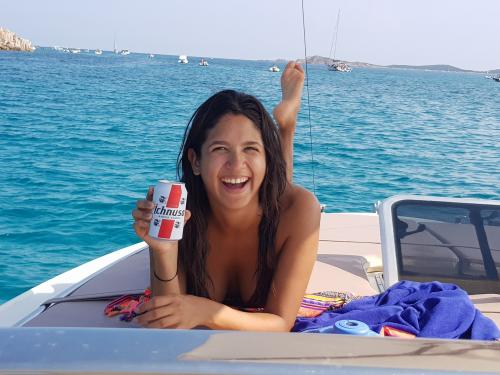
top-left (132, 185), bottom-right (190, 253)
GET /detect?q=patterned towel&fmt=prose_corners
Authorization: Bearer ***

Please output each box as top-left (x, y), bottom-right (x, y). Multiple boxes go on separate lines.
top-left (104, 289), bottom-right (151, 322)
top-left (297, 291), bottom-right (362, 317)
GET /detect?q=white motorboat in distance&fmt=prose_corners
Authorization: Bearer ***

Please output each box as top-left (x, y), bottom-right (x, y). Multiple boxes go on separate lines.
top-left (120, 49), bottom-right (130, 55)
top-left (199, 58), bottom-right (209, 66)
top-left (95, 49), bottom-right (102, 55)
top-left (269, 65), bottom-right (280, 72)
top-left (178, 55), bottom-right (189, 64)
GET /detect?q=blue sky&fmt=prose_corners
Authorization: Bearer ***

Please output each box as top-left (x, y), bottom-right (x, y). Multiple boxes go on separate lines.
top-left (1, 0), bottom-right (499, 71)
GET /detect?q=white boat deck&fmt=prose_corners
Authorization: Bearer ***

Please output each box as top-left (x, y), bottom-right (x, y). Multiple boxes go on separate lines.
top-left (310, 213), bottom-right (382, 296)
top-left (1, 213), bottom-right (499, 328)
top-left (0, 213), bottom-right (499, 374)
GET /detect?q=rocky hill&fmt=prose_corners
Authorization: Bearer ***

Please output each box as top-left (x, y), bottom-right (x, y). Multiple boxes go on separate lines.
top-left (294, 55), bottom-right (498, 73)
top-left (297, 55), bottom-right (380, 68)
top-left (0, 27), bottom-right (34, 51)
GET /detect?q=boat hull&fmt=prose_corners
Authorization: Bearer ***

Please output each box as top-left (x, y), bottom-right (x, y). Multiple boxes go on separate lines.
top-left (1, 327), bottom-right (499, 374)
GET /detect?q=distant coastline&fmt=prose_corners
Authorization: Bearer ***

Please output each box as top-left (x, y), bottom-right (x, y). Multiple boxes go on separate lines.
top-left (295, 55), bottom-right (500, 74)
top-left (6, 43), bottom-right (499, 74)
top-left (0, 27), bottom-right (34, 52)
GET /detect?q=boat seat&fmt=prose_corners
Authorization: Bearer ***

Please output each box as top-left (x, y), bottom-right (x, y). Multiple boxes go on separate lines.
top-left (377, 195), bottom-right (500, 328)
top-left (24, 250), bottom-right (149, 328)
top-left (468, 294), bottom-right (500, 327)
top-left (307, 213), bottom-right (383, 296)
top-left (318, 213), bottom-right (383, 273)
top-left (307, 255), bottom-right (377, 296)
top-left (23, 300), bottom-right (142, 328)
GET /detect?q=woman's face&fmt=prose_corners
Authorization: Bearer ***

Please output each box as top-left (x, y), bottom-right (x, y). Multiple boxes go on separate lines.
top-left (190, 113), bottom-right (266, 211)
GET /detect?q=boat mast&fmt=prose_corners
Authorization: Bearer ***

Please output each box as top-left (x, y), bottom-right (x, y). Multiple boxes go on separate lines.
top-left (328, 9), bottom-right (341, 62)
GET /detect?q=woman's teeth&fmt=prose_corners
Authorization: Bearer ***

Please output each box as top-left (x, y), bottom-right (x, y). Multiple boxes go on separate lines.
top-left (221, 177), bottom-right (249, 184)
top-left (221, 177), bottom-right (249, 190)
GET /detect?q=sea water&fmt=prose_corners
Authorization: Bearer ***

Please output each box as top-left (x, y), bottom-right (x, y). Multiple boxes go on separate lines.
top-left (0, 48), bottom-right (499, 303)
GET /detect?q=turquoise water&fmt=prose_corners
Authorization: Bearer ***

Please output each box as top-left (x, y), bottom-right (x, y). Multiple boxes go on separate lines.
top-left (1, 48), bottom-right (499, 303)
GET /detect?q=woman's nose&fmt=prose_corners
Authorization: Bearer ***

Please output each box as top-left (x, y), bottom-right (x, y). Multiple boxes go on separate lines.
top-left (226, 151), bottom-right (245, 168)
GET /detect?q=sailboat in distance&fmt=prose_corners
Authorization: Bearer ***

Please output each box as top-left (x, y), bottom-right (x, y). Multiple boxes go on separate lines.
top-left (327, 9), bottom-right (351, 72)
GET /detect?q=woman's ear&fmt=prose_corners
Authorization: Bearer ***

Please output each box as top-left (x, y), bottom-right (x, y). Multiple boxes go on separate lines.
top-left (188, 148), bottom-right (201, 175)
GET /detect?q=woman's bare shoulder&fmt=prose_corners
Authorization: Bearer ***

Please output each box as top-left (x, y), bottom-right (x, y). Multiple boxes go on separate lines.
top-left (281, 183), bottom-right (320, 213)
top-left (278, 184), bottom-right (321, 240)
top-left (276, 183), bottom-right (320, 254)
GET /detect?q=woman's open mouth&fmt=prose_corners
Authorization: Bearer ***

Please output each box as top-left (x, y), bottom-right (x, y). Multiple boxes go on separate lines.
top-left (221, 177), bottom-right (250, 191)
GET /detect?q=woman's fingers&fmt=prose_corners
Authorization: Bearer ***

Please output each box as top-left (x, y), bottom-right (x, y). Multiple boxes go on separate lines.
top-left (138, 307), bottom-right (176, 326)
top-left (136, 199), bottom-right (154, 210)
top-left (132, 222), bottom-right (146, 240)
top-left (146, 186), bottom-right (154, 201)
top-left (132, 186), bottom-right (156, 240)
top-left (133, 221), bottom-right (149, 231)
top-left (137, 295), bottom-right (166, 314)
top-left (184, 209), bottom-right (191, 223)
top-left (132, 207), bottom-right (152, 221)
top-left (136, 296), bottom-right (179, 327)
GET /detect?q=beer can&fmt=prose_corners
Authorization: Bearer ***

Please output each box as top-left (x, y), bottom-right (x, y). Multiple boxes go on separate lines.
top-left (149, 180), bottom-right (187, 241)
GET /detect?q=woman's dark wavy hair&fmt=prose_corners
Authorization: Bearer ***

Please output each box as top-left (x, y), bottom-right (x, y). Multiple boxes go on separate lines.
top-left (176, 90), bottom-right (287, 306)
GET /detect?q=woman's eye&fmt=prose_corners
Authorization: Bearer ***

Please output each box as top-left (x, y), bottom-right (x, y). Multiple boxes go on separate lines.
top-left (245, 147), bottom-right (259, 152)
top-left (213, 146), bottom-right (227, 152)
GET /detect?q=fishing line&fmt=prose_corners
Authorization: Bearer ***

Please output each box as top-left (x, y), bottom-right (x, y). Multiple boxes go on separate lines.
top-left (300, 0), bottom-right (317, 196)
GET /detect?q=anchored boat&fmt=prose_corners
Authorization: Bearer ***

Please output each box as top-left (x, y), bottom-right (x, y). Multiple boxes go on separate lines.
top-left (326, 9), bottom-right (351, 72)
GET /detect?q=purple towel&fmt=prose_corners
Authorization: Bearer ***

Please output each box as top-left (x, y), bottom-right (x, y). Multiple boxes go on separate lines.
top-left (293, 280), bottom-right (500, 340)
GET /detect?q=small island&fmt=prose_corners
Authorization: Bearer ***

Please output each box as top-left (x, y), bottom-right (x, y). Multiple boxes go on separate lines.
top-left (295, 55), bottom-right (500, 74)
top-left (0, 27), bottom-right (34, 52)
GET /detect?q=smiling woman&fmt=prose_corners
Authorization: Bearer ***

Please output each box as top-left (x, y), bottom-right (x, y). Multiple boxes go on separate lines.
top-left (131, 62), bottom-right (321, 331)
top-left (190, 113), bottom-right (268, 212)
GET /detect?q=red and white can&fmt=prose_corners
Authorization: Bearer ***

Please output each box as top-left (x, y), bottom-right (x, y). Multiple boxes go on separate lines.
top-left (149, 180), bottom-right (187, 241)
